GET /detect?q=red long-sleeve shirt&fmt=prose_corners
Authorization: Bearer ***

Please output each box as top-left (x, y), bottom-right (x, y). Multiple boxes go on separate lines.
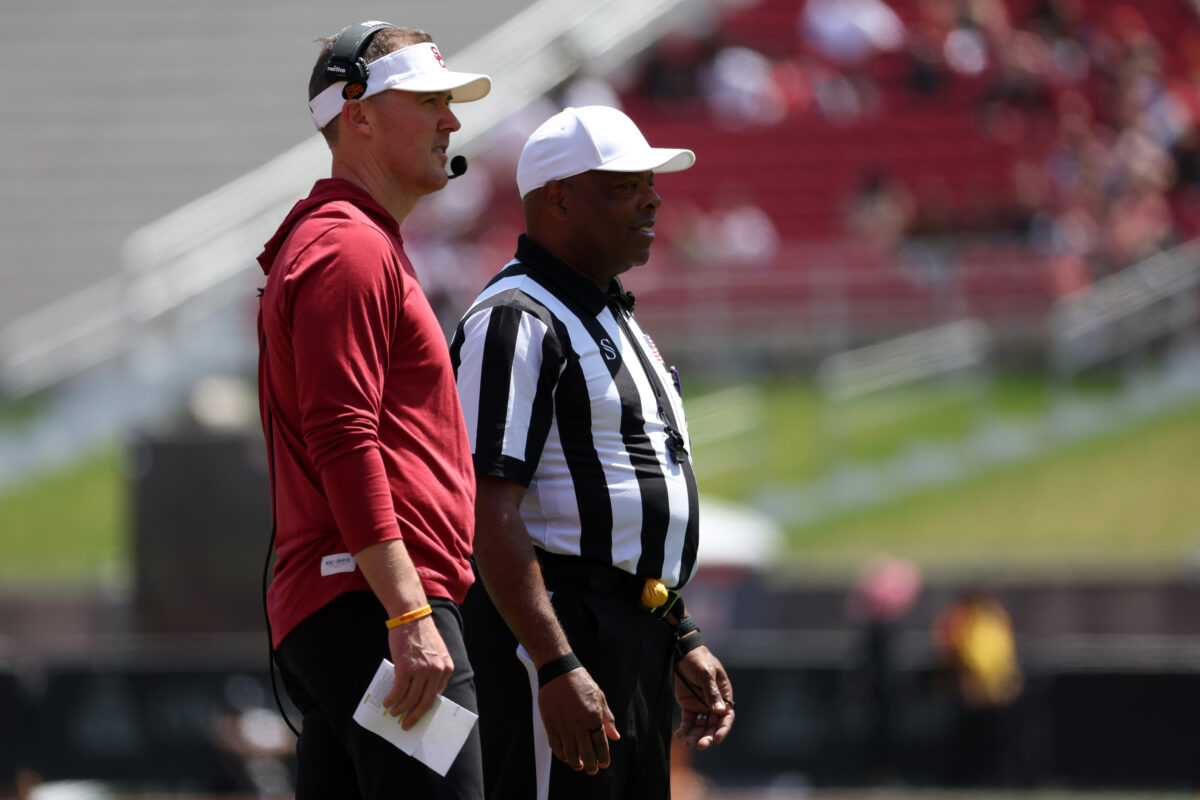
top-left (257, 178), bottom-right (475, 647)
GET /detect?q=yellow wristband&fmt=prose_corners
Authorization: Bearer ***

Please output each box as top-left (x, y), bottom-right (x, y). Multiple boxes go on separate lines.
top-left (385, 604), bottom-right (432, 629)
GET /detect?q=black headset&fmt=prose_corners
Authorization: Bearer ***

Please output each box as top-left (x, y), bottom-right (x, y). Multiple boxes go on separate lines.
top-left (325, 21), bottom-right (395, 100)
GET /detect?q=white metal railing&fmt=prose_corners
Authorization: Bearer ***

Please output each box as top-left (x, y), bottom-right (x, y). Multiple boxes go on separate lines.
top-left (1050, 238), bottom-right (1200, 374)
top-left (0, 0), bottom-right (705, 398)
top-left (816, 318), bottom-right (992, 402)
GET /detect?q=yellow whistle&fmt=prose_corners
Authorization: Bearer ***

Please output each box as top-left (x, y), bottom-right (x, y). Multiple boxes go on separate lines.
top-left (641, 578), bottom-right (669, 608)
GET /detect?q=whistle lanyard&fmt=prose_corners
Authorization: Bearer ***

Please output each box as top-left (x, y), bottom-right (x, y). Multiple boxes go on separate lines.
top-left (611, 305), bottom-right (689, 465)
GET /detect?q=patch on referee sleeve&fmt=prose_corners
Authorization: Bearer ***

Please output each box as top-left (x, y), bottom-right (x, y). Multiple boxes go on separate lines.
top-left (321, 552), bottom-right (357, 576)
top-left (644, 333), bottom-right (665, 364)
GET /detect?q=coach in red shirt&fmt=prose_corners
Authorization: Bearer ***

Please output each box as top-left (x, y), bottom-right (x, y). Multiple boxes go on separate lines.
top-left (256, 22), bottom-right (489, 799)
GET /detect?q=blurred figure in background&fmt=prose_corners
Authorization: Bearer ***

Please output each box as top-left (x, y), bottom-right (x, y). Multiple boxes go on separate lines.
top-left (802, 0), bottom-right (907, 67)
top-left (668, 186), bottom-right (781, 269)
top-left (933, 585), bottom-right (1023, 786)
top-left (845, 165), bottom-right (917, 250)
top-left (700, 44), bottom-right (789, 127)
top-left (847, 555), bottom-right (922, 783)
top-left (209, 675), bottom-right (295, 795)
top-left (637, 31), bottom-right (713, 111)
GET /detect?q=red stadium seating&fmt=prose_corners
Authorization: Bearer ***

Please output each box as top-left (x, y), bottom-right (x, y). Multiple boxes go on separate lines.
top-left (620, 0), bottom-right (1199, 342)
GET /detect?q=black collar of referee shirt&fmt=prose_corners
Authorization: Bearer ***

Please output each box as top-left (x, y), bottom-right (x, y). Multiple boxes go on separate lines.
top-left (515, 234), bottom-right (632, 318)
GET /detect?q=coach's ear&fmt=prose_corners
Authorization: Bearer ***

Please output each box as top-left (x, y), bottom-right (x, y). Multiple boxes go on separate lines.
top-left (342, 98), bottom-right (377, 140)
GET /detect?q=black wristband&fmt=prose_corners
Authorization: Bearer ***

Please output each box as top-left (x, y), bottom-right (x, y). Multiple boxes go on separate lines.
top-left (676, 615), bottom-right (700, 637)
top-left (674, 630), bottom-right (706, 660)
top-left (537, 652), bottom-right (583, 688)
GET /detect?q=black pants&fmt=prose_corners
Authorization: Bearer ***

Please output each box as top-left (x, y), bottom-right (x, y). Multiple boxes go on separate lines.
top-left (463, 562), bottom-right (677, 800)
top-left (275, 591), bottom-right (484, 800)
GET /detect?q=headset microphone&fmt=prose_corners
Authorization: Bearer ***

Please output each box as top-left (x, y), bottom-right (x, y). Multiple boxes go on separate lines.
top-left (448, 155), bottom-right (468, 179)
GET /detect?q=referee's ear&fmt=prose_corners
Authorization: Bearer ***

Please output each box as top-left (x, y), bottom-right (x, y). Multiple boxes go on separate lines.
top-left (541, 180), bottom-right (570, 221)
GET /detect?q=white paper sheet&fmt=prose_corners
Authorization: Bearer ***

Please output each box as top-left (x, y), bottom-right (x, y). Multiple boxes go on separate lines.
top-left (352, 658), bottom-right (479, 777)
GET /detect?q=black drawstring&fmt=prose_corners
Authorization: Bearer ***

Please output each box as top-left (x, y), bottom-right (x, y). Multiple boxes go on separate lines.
top-left (260, 329), bottom-right (301, 739)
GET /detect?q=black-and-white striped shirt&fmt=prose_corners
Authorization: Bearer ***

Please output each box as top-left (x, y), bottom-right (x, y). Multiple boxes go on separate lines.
top-left (451, 235), bottom-right (700, 587)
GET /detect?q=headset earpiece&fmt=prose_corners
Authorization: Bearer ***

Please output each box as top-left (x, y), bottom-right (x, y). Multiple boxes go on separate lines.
top-left (324, 21), bottom-right (395, 101)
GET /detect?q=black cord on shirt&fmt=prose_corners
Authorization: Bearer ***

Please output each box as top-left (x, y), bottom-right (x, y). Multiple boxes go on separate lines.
top-left (261, 331), bottom-right (301, 739)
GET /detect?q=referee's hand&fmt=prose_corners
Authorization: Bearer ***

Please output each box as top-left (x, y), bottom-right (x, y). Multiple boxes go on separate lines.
top-left (539, 668), bottom-right (620, 774)
top-left (674, 645), bottom-right (735, 749)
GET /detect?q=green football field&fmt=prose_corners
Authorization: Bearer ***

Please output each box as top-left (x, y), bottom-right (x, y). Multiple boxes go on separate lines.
top-left (1, 375), bottom-right (1197, 584)
top-left (687, 374), bottom-right (1199, 577)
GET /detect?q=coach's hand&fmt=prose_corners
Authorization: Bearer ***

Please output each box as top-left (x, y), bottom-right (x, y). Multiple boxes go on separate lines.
top-left (539, 668), bottom-right (620, 775)
top-left (383, 616), bottom-right (454, 730)
top-left (674, 645), bottom-right (735, 750)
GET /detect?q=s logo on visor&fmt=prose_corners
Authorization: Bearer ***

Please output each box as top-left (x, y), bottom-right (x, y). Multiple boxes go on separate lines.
top-left (430, 44), bottom-right (446, 69)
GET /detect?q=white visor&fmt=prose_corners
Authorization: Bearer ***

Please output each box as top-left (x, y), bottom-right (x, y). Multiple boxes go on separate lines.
top-left (309, 41), bottom-right (492, 129)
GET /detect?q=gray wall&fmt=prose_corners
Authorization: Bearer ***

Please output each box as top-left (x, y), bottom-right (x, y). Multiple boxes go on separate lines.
top-left (0, 0), bottom-right (531, 331)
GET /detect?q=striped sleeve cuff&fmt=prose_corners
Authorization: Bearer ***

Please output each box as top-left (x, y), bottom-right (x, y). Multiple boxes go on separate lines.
top-left (473, 453), bottom-right (535, 487)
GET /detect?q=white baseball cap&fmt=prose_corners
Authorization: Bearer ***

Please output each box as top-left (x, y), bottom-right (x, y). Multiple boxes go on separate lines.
top-left (309, 41), bottom-right (491, 129)
top-left (516, 105), bottom-right (696, 198)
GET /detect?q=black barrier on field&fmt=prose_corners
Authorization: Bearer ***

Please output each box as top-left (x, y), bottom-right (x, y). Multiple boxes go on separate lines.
top-left (131, 433), bottom-right (272, 634)
top-left (1048, 672), bottom-right (1200, 788)
top-left (8, 656), bottom-right (1200, 790)
top-left (691, 665), bottom-right (970, 787)
top-left (0, 669), bottom-right (28, 788)
top-left (690, 666), bottom-right (1197, 790)
top-left (28, 662), bottom-right (297, 791)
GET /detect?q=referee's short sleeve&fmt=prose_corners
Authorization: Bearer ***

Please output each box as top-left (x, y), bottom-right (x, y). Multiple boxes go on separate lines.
top-left (454, 302), bottom-right (562, 487)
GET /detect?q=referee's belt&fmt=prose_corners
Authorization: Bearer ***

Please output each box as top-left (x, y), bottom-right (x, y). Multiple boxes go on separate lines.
top-left (535, 548), bottom-right (682, 619)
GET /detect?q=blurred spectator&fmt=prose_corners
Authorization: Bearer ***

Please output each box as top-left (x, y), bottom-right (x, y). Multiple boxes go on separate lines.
top-left (1103, 177), bottom-right (1175, 268)
top-left (845, 165), bottom-right (916, 249)
top-left (943, 26), bottom-right (989, 78)
top-left (847, 555), bottom-right (922, 783)
top-left (814, 66), bottom-right (883, 123)
top-left (208, 675), bottom-right (294, 795)
top-left (636, 31), bottom-right (713, 109)
top-left (700, 45), bottom-right (788, 127)
top-left (771, 54), bottom-right (818, 117)
top-left (957, 179), bottom-right (1009, 235)
top-left (801, 0), bottom-right (907, 67)
top-left (908, 176), bottom-right (957, 238)
top-left (428, 0), bottom-right (1200, 289)
top-left (1170, 124), bottom-right (1200, 236)
top-left (1029, 0), bottom-right (1085, 41)
top-left (709, 189), bottom-right (782, 267)
top-left (1172, 124), bottom-right (1200, 188)
top-left (945, 0), bottom-right (1012, 79)
top-left (978, 30), bottom-right (1056, 132)
top-left (906, 25), bottom-right (949, 97)
top-left (1044, 252), bottom-right (1093, 297)
top-left (1001, 157), bottom-right (1045, 237)
top-left (902, 0), bottom-right (956, 97)
top-left (933, 586), bottom-right (1023, 786)
top-left (668, 189), bottom-right (781, 268)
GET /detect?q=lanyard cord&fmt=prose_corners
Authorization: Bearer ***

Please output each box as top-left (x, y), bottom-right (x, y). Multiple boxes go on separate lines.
top-left (260, 330), bottom-right (301, 739)
top-left (610, 305), bottom-right (689, 465)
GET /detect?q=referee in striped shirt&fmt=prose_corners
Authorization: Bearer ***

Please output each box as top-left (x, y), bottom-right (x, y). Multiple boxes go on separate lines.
top-left (451, 106), bottom-right (735, 800)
